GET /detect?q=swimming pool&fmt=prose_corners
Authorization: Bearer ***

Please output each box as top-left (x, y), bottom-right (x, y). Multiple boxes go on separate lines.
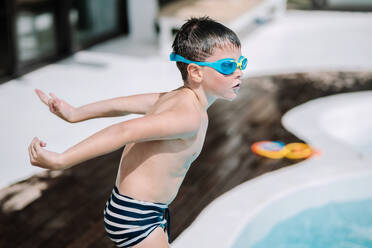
top-left (252, 198), bottom-right (372, 248)
top-left (232, 91), bottom-right (372, 247)
top-left (231, 174), bottom-right (372, 248)
top-left (172, 91), bottom-right (372, 248)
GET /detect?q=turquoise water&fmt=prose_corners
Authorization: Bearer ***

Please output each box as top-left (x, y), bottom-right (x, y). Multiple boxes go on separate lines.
top-left (234, 198), bottom-right (372, 248)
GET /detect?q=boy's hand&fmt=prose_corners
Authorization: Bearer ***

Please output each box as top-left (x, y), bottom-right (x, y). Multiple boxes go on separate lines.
top-left (28, 137), bottom-right (64, 170)
top-left (35, 89), bottom-right (76, 123)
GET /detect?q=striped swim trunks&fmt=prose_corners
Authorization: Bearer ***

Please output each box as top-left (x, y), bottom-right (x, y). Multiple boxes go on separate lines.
top-left (103, 186), bottom-right (170, 247)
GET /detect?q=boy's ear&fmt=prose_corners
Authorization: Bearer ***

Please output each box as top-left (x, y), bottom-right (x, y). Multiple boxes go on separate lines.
top-left (187, 64), bottom-right (203, 83)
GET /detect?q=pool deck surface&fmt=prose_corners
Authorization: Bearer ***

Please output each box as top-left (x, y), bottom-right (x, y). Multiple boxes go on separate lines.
top-left (1, 10), bottom-right (372, 247)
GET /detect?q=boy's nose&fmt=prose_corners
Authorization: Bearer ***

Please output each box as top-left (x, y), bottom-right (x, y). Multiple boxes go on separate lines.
top-left (234, 67), bottom-right (243, 78)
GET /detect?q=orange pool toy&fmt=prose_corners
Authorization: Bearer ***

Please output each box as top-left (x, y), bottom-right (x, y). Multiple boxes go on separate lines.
top-left (283, 143), bottom-right (313, 159)
top-left (251, 141), bottom-right (317, 160)
top-left (251, 141), bottom-right (286, 159)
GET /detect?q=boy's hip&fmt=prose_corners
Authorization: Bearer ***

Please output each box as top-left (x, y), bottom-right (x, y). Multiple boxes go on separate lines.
top-left (103, 186), bottom-right (170, 247)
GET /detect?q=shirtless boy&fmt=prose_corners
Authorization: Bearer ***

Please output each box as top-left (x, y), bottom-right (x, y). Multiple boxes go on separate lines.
top-left (29, 17), bottom-right (247, 247)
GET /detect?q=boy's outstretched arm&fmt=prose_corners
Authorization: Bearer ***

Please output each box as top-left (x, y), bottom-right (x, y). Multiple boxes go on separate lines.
top-left (72, 92), bottom-right (168, 121)
top-left (35, 88), bottom-right (167, 123)
top-left (29, 103), bottom-right (201, 170)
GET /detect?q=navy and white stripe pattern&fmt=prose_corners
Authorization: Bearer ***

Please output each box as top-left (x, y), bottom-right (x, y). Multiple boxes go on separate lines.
top-left (104, 186), bottom-right (170, 247)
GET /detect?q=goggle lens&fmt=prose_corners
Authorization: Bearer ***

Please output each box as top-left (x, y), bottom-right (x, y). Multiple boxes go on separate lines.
top-left (220, 57), bottom-right (247, 74)
top-left (240, 57), bottom-right (248, 70)
top-left (221, 61), bottom-right (237, 74)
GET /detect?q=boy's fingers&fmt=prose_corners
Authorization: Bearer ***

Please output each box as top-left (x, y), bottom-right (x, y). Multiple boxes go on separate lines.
top-left (38, 140), bottom-right (46, 147)
top-left (34, 139), bottom-right (45, 151)
top-left (31, 142), bottom-right (37, 159)
top-left (29, 138), bottom-right (40, 163)
top-left (28, 145), bottom-right (36, 164)
top-left (35, 89), bottom-right (49, 105)
top-left (32, 137), bottom-right (39, 148)
top-left (48, 99), bottom-right (57, 112)
top-left (34, 138), bottom-right (41, 147)
top-left (30, 148), bottom-right (37, 163)
top-left (48, 99), bottom-right (53, 111)
top-left (49, 93), bottom-right (60, 104)
top-left (49, 93), bottom-right (61, 107)
top-left (28, 143), bottom-right (32, 159)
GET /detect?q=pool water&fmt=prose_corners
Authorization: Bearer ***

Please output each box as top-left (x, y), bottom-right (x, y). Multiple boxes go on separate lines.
top-left (234, 198), bottom-right (372, 248)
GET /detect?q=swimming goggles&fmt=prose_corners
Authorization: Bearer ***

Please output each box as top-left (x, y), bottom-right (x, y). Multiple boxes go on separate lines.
top-left (170, 53), bottom-right (247, 75)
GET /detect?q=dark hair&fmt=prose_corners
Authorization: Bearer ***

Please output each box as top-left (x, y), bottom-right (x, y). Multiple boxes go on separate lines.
top-left (172, 16), bottom-right (241, 82)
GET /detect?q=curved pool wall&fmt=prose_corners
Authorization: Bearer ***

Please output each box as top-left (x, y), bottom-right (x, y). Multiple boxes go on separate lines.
top-left (282, 91), bottom-right (372, 161)
top-left (172, 91), bottom-right (372, 248)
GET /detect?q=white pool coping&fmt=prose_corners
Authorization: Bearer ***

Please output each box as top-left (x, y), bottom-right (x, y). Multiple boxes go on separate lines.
top-left (172, 91), bottom-right (372, 247)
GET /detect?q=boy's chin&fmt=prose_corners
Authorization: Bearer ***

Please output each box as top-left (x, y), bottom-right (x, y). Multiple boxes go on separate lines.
top-left (220, 95), bottom-right (236, 102)
top-left (214, 91), bottom-right (238, 101)
top-left (229, 92), bottom-right (239, 100)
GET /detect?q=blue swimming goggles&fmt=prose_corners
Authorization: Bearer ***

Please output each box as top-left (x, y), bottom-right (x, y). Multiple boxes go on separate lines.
top-left (170, 53), bottom-right (248, 75)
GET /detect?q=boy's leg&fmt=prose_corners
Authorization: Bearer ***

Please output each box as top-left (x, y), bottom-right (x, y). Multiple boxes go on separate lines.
top-left (132, 226), bottom-right (170, 248)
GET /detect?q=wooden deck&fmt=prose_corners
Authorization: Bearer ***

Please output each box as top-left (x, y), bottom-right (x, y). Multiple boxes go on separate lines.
top-left (1, 71), bottom-right (372, 247)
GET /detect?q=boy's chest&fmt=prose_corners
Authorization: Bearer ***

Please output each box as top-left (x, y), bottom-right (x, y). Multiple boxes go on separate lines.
top-left (182, 115), bottom-right (209, 161)
top-left (154, 115), bottom-right (209, 161)
top-left (123, 116), bottom-right (208, 162)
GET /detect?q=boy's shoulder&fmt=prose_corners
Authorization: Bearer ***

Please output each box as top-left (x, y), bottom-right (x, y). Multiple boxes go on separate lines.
top-left (124, 87), bottom-right (203, 142)
top-left (150, 87), bottom-right (202, 116)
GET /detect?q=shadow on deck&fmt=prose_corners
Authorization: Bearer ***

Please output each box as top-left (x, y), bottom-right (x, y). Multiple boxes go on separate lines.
top-left (1, 71), bottom-right (372, 247)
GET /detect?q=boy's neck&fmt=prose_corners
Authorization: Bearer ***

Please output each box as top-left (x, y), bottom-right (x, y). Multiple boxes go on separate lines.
top-left (182, 85), bottom-right (216, 111)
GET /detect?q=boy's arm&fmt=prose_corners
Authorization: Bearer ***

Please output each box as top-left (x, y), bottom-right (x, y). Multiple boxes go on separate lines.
top-left (35, 89), bottom-right (166, 123)
top-left (29, 102), bottom-right (201, 170)
top-left (72, 92), bottom-right (167, 122)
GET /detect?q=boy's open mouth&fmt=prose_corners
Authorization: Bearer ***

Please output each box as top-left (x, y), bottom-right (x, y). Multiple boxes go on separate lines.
top-left (233, 83), bottom-right (240, 88)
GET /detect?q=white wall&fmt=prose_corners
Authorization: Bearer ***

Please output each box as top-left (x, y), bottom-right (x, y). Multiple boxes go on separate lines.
top-left (127, 0), bottom-right (159, 42)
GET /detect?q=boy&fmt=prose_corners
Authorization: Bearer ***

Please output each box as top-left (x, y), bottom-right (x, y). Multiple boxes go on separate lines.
top-left (29, 17), bottom-right (246, 247)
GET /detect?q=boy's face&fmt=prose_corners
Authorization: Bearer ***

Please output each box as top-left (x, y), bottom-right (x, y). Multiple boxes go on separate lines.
top-left (200, 45), bottom-right (243, 101)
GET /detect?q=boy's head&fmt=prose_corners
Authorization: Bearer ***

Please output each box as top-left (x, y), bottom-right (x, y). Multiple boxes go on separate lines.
top-left (172, 16), bottom-right (242, 83)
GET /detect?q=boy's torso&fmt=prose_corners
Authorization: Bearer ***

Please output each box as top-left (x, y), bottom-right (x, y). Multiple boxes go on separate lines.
top-left (115, 87), bottom-right (208, 204)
